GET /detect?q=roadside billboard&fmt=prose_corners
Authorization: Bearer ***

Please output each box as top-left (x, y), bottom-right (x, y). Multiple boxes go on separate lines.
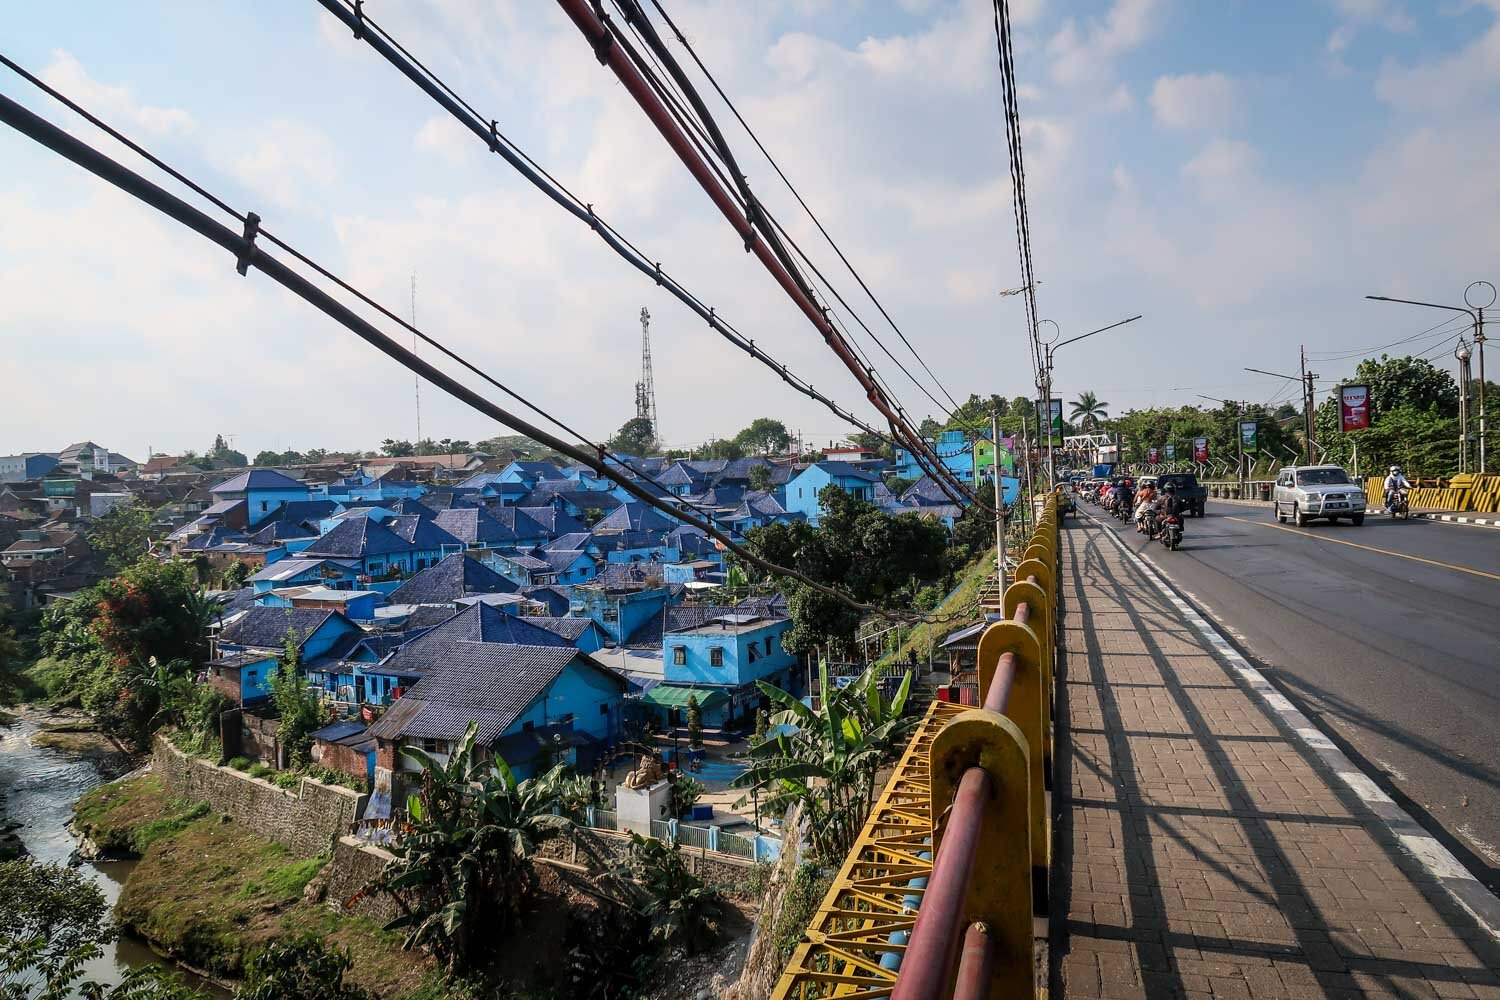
top-left (1147, 447), bottom-right (1159, 463)
top-left (1239, 421), bottom-right (1258, 450)
top-left (1034, 398), bottom-right (1063, 446)
top-left (1339, 385), bottom-right (1371, 432)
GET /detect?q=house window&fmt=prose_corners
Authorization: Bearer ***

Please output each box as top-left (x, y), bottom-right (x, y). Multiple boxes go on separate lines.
top-left (766, 636), bottom-right (775, 655)
top-left (422, 738), bottom-right (446, 754)
top-left (522, 720), bottom-right (534, 731)
top-left (747, 642), bottom-right (759, 663)
top-left (600, 703), bottom-right (610, 715)
top-left (261, 501), bottom-right (268, 512)
top-left (710, 647), bottom-right (724, 667)
top-left (603, 606), bottom-right (618, 623)
top-left (673, 647), bottom-right (686, 665)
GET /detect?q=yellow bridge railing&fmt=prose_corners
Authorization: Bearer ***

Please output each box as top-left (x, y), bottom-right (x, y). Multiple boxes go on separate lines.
top-left (772, 493), bottom-right (1061, 999)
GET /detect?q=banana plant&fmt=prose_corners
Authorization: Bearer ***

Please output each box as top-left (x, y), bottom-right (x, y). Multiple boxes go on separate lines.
top-left (378, 722), bottom-right (579, 973)
top-left (732, 660), bottom-right (915, 861)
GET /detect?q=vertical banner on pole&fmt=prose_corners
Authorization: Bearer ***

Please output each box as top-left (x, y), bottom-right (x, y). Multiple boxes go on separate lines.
top-left (1339, 385), bottom-right (1371, 432)
top-left (1239, 421), bottom-right (1258, 451)
top-left (1147, 447), bottom-right (1159, 464)
top-left (1164, 443), bottom-right (1175, 461)
top-left (1192, 437), bottom-right (1208, 462)
top-left (1034, 399), bottom-right (1063, 446)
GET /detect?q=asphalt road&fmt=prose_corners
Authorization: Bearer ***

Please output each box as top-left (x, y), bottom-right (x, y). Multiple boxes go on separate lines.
top-left (1076, 497), bottom-right (1500, 892)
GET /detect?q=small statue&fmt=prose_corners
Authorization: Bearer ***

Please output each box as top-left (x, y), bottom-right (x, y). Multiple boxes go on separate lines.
top-left (623, 753), bottom-right (663, 789)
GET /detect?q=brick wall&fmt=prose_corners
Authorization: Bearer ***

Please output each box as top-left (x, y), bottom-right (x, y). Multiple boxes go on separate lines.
top-left (314, 740), bottom-right (370, 785)
top-left (152, 736), bottom-right (367, 858)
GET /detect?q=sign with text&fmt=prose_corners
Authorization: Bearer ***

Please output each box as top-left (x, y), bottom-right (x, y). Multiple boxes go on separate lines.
top-left (1192, 437), bottom-right (1208, 462)
top-left (1239, 420), bottom-right (1258, 451)
top-left (1147, 447), bottom-right (1159, 463)
top-left (1339, 384), bottom-right (1371, 432)
top-left (1164, 443), bottom-right (1176, 460)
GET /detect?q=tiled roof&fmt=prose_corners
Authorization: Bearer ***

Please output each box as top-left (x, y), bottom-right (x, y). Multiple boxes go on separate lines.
top-left (248, 519), bottom-right (318, 544)
top-left (385, 553), bottom-right (517, 605)
top-left (513, 505), bottom-right (587, 539)
top-left (219, 606), bottom-right (337, 650)
top-left (545, 532), bottom-right (593, 551)
top-left (593, 504), bottom-right (679, 535)
top-left (516, 617), bottom-right (597, 642)
top-left (432, 507), bottom-right (518, 546)
top-left (808, 461), bottom-right (880, 482)
top-left (404, 605), bottom-right (461, 630)
top-left (519, 585), bottom-right (572, 616)
top-left (210, 469), bottom-right (304, 493)
top-left (900, 476), bottom-right (952, 506)
top-left (657, 462), bottom-right (707, 487)
top-left (387, 514), bottom-right (464, 550)
top-left (367, 643), bottom-right (605, 745)
top-left (541, 549), bottom-right (590, 573)
top-left (302, 517), bottom-right (413, 559)
top-left (500, 553), bottom-right (551, 572)
top-left (387, 498), bottom-right (436, 519)
top-left (202, 499), bottom-right (246, 516)
top-left (275, 500), bottom-right (339, 525)
top-left (416, 491), bottom-right (481, 511)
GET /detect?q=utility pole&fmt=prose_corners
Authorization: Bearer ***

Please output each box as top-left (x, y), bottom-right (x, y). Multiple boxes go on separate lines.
top-left (991, 405), bottom-right (1006, 592)
top-left (1300, 345), bottom-right (1318, 465)
top-left (1457, 340), bottom-right (1473, 473)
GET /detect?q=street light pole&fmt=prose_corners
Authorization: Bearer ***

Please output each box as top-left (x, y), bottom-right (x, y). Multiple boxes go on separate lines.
top-left (1040, 314), bottom-right (1143, 484)
top-left (1244, 364), bottom-right (1316, 465)
top-left (1366, 283), bottom-right (1494, 473)
top-left (1456, 340), bottom-right (1473, 473)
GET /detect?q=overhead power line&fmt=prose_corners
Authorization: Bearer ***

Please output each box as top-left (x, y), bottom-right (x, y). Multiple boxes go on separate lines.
top-left (312, 0), bottom-right (896, 455)
top-left (990, 0), bottom-right (1043, 384)
top-left (643, 0), bottom-right (967, 416)
top-left (0, 83), bottom-right (976, 623)
top-left (554, 0), bottom-right (980, 509)
top-left (1306, 314), bottom-right (1470, 363)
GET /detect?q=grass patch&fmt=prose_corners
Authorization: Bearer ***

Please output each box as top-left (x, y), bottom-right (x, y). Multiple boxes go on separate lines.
top-left (131, 801), bottom-right (211, 852)
top-left (238, 854), bottom-right (328, 901)
top-left (884, 547), bottom-right (996, 665)
top-left (227, 756), bottom-right (251, 771)
top-left (773, 863), bottom-right (834, 963)
top-left (247, 763), bottom-right (273, 779)
top-left (114, 800), bottom-right (433, 996)
top-left (74, 773), bottom-right (176, 854)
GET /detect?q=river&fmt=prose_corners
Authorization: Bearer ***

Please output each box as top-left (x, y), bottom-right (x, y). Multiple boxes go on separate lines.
top-left (0, 712), bottom-right (230, 998)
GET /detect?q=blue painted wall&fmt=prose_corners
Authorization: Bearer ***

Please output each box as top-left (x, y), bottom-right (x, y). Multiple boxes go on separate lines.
top-left (663, 618), bottom-right (795, 687)
top-left (784, 466), bottom-right (877, 526)
top-left (572, 586), bottom-right (670, 645)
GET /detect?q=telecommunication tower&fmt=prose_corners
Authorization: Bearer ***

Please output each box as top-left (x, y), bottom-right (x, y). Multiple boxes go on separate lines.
top-left (635, 306), bottom-right (659, 436)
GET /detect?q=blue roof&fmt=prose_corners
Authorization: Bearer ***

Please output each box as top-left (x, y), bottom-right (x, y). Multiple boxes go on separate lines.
top-left (211, 469), bottom-right (304, 493)
top-left (432, 507), bottom-right (520, 546)
top-left (808, 461), bottom-right (880, 482)
top-left (386, 553), bottom-right (516, 605)
top-left (302, 517), bottom-right (413, 559)
top-left (219, 606), bottom-right (344, 650)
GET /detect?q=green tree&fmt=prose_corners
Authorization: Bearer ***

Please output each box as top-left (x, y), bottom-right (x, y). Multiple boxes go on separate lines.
top-left (237, 935), bottom-right (373, 1000)
top-left (0, 858), bottom-right (207, 1000)
top-left (222, 561), bottom-right (251, 590)
top-left (0, 600), bottom-right (29, 704)
top-left (89, 501), bottom-right (155, 573)
top-left (380, 439), bottom-right (415, 458)
top-left (209, 434), bottom-right (248, 468)
top-left (253, 451), bottom-right (283, 467)
top-left (1357, 354), bottom-right (1459, 418)
top-left (378, 722), bottom-right (579, 972)
top-left (1069, 391), bottom-right (1109, 430)
top-left (917, 416), bottom-right (943, 439)
top-left (734, 418), bottom-right (792, 456)
top-left (685, 695), bottom-right (703, 749)
top-left (607, 417), bottom-right (657, 457)
top-left (747, 465), bottom-right (775, 493)
top-left (733, 661), bottom-right (915, 861)
top-left (270, 633), bottom-right (324, 769)
top-left (581, 507), bottom-right (605, 527)
top-left (846, 430), bottom-right (895, 464)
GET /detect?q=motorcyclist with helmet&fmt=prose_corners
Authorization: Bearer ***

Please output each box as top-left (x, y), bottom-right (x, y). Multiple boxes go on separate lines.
top-left (1383, 465), bottom-right (1412, 509)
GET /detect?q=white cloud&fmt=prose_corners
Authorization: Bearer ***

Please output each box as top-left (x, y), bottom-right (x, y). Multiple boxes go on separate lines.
top-left (40, 50), bottom-right (194, 136)
top-left (1329, 0), bottom-right (1414, 33)
top-left (1149, 72), bottom-right (1236, 130)
top-left (1105, 83), bottom-right (1135, 112)
top-left (1181, 138), bottom-right (1259, 199)
top-left (1047, 0), bottom-right (1162, 88)
top-left (414, 115), bottom-right (475, 164)
top-left (219, 119), bottom-right (338, 212)
top-left (1375, 10), bottom-right (1500, 110)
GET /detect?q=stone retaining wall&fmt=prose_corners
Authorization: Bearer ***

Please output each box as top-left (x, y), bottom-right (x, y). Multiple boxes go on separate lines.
top-left (151, 736), bottom-right (366, 858)
top-left (724, 804), bottom-right (806, 1000)
top-left (323, 836), bottom-right (400, 923)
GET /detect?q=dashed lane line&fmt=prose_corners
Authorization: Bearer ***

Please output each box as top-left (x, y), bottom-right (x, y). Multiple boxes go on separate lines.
top-left (1223, 516), bottom-right (1500, 583)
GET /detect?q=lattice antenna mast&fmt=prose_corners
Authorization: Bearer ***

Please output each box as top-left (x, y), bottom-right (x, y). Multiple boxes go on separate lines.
top-left (636, 306), bottom-right (658, 438)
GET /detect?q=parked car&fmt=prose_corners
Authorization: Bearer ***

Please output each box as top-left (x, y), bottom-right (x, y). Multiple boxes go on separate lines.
top-left (1272, 465), bottom-right (1366, 526)
top-left (1155, 473), bottom-right (1207, 517)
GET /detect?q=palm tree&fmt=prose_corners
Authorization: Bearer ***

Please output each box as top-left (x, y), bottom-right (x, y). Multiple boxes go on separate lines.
top-left (1070, 391), bottom-right (1110, 431)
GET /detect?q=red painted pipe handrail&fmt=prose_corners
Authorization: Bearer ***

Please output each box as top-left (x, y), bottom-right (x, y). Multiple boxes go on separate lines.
top-left (952, 922), bottom-right (996, 1000)
top-left (891, 767), bottom-right (992, 1000)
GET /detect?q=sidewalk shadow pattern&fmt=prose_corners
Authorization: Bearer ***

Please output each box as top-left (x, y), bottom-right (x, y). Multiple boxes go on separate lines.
top-left (1051, 518), bottom-right (1500, 999)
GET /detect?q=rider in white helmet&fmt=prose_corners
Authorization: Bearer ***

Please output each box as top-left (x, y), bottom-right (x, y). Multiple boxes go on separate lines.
top-left (1383, 465), bottom-right (1412, 507)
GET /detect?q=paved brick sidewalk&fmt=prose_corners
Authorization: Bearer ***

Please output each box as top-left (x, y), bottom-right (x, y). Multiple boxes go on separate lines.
top-left (1052, 517), bottom-right (1500, 998)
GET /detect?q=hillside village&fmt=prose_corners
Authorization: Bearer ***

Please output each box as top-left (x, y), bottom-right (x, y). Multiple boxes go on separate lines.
top-left (1, 433), bottom-right (1015, 811)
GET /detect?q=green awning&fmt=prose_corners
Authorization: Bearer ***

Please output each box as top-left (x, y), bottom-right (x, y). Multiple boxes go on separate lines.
top-left (640, 686), bottom-right (730, 711)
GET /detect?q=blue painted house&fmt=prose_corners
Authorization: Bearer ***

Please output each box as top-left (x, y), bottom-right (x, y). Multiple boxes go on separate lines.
top-left (300, 515), bottom-right (463, 578)
top-left (894, 429), bottom-right (992, 483)
top-left (384, 553), bottom-right (517, 605)
top-left (365, 604), bottom-right (629, 780)
top-left (248, 557), bottom-right (363, 594)
top-left (570, 573), bottom-right (672, 646)
top-left (208, 605), bottom-right (362, 708)
top-left (210, 469), bottom-right (311, 528)
top-left (642, 607), bottom-right (797, 728)
top-left (784, 462), bottom-right (881, 526)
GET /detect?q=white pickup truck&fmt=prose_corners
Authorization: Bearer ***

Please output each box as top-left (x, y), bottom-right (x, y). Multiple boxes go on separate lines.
top-left (1272, 465), bottom-right (1367, 526)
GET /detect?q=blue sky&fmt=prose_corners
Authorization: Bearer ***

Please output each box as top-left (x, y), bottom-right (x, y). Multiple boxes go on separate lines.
top-left (3, 0), bottom-right (1498, 460)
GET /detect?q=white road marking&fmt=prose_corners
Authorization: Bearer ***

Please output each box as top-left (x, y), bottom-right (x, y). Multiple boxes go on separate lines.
top-left (1078, 510), bottom-right (1500, 940)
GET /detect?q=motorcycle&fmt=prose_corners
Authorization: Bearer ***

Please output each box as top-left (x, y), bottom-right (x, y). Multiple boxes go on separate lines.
top-left (1158, 510), bottom-right (1184, 550)
top-left (1386, 488), bottom-right (1410, 520)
